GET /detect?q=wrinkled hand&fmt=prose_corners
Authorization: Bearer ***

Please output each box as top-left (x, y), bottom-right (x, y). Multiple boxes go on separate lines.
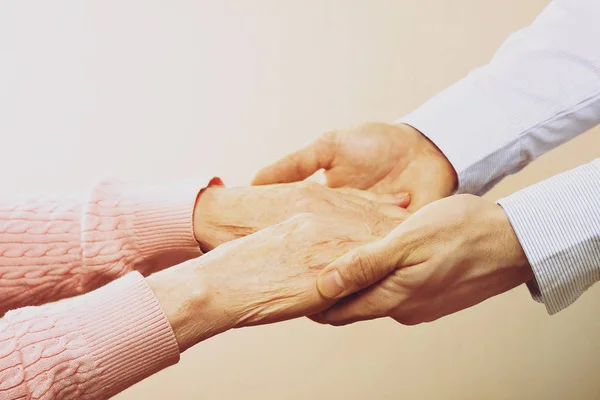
top-left (150, 213), bottom-right (386, 351)
top-left (193, 181), bottom-right (409, 252)
top-left (252, 123), bottom-right (457, 211)
top-left (312, 195), bottom-right (533, 326)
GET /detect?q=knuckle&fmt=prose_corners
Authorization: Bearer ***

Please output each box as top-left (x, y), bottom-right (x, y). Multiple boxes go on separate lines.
top-left (344, 250), bottom-right (378, 289)
top-left (283, 212), bottom-right (316, 232)
top-left (395, 268), bottom-right (427, 292)
top-left (363, 296), bottom-right (385, 315)
top-left (294, 183), bottom-right (326, 211)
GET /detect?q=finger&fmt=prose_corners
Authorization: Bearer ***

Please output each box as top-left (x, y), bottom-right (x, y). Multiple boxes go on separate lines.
top-left (377, 205), bottom-right (410, 224)
top-left (316, 237), bottom-right (401, 300)
top-left (406, 190), bottom-right (445, 212)
top-left (335, 187), bottom-right (411, 208)
top-left (403, 171), bottom-right (456, 212)
top-left (306, 314), bottom-right (328, 324)
top-left (334, 188), bottom-right (410, 222)
top-left (335, 188), bottom-right (410, 223)
top-left (252, 134), bottom-right (336, 185)
top-left (317, 285), bottom-right (393, 326)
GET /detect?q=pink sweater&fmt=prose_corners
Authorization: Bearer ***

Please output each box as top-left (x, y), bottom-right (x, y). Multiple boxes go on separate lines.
top-left (0, 178), bottom-right (211, 399)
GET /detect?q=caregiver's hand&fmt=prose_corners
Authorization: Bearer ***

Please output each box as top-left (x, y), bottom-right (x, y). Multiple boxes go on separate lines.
top-left (312, 195), bottom-right (534, 326)
top-left (148, 213), bottom-right (383, 352)
top-left (193, 181), bottom-right (409, 252)
top-left (252, 123), bottom-right (457, 211)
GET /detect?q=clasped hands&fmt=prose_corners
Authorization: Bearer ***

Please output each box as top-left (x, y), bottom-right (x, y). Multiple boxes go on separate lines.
top-left (150, 123), bottom-right (533, 351)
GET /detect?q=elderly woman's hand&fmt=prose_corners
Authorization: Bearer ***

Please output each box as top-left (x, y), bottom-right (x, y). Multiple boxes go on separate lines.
top-left (148, 212), bottom-right (387, 351)
top-left (192, 182), bottom-right (409, 252)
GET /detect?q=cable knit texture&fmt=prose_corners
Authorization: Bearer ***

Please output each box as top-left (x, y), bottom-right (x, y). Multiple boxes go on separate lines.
top-left (0, 177), bottom-right (212, 399)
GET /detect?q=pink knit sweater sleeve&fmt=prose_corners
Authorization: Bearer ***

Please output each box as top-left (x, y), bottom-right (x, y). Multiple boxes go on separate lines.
top-left (0, 177), bottom-right (216, 399)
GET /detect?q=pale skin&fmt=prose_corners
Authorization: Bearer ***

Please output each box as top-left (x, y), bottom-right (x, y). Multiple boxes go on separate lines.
top-left (147, 119), bottom-right (532, 348)
top-left (254, 122), bottom-right (534, 326)
top-left (193, 180), bottom-right (409, 252)
top-left (148, 212), bottom-right (391, 351)
top-left (252, 122), bottom-right (457, 211)
top-left (145, 182), bottom-right (406, 351)
top-left (312, 195), bottom-right (533, 325)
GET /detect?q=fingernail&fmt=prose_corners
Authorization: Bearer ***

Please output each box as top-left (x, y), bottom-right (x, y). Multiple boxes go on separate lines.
top-left (395, 193), bottom-right (411, 207)
top-left (317, 269), bottom-right (345, 299)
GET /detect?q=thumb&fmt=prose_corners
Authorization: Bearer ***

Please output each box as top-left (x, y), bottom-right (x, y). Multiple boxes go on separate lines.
top-left (316, 238), bottom-right (401, 299)
top-left (252, 134), bottom-right (335, 185)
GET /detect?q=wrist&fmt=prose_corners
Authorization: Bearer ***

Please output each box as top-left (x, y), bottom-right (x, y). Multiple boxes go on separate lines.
top-left (193, 186), bottom-right (237, 252)
top-left (400, 123), bottom-right (458, 195)
top-left (194, 185), bottom-right (264, 251)
top-left (193, 186), bottom-right (219, 251)
top-left (491, 203), bottom-right (533, 281)
top-left (146, 257), bottom-right (236, 352)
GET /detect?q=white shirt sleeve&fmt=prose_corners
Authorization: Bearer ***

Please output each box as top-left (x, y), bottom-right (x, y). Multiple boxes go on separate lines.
top-left (397, 0), bottom-right (600, 313)
top-left (398, 0), bottom-right (600, 196)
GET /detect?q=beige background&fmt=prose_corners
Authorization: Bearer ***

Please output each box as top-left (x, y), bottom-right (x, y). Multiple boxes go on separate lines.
top-left (1, 0), bottom-right (599, 399)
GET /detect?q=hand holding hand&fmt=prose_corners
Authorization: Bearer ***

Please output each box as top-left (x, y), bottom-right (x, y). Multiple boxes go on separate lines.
top-left (313, 195), bottom-right (533, 326)
top-left (252, 123), bottom-right (457, 210)
top-left (149, 212), bottom-right (388, 351)
top-left (193, 181), bottom-right (409, 251)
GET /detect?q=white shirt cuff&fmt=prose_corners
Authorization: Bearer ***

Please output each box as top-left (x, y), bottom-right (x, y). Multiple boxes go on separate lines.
top-left (498, 159), bottom-right (600, 314)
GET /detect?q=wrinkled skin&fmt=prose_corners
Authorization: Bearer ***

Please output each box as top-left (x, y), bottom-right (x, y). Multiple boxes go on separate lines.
top-left (312, 195), bottom-right (533, 326)
top-left (152, 213), bottom-right (394, 350)
top-left (194, 181), bottom-right (409, 251)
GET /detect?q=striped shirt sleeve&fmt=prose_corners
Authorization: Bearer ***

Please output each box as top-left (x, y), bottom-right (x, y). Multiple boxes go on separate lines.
top-left (395, 0), bottom-right (600, 313)
top-left (498, 160), bottom-right (600, 314)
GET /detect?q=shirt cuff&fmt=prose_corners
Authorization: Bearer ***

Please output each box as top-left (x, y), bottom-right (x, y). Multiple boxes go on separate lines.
top-left (497, 159), bottom-right (600, 314)
top-left (396, 73), bottom-right (525, 196)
